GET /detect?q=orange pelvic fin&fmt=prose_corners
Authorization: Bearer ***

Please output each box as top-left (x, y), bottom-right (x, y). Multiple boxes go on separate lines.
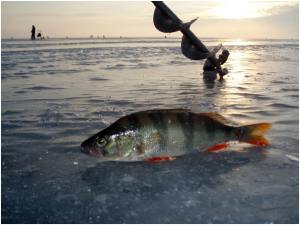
top-left (146, 156), bottom-right (176, 163)
top-left (206, 143), bottom-right (229, 152)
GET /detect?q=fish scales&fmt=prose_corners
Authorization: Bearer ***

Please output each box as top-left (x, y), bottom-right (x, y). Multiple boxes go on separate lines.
top-left (123, 112), bottom-right (164, 157)
top-left (148, 112), bottom-right (168, 150)
top-left (199, 113), bottom-right (232, 141)
top-left (135, 110), bottom-right (194, 154)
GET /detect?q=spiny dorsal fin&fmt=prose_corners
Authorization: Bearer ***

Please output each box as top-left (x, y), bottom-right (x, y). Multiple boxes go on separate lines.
top-left (198, 112), bottom-right (230, 125)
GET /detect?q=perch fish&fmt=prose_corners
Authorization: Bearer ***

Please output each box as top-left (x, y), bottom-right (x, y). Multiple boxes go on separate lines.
top-left (81, 109), bottom-right (271, 162)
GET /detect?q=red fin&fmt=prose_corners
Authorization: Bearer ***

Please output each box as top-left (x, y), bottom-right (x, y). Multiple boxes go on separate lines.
top-left (245, 136), bottom-right (270, 146)
top-left (238, 123), bottom-right (272, 147)
top-left (242, 123), bottom-right (272, 136)
top-left (146, 156), bottom-right (176, 163)
top-left (207, 143), bottom-right (229, 152)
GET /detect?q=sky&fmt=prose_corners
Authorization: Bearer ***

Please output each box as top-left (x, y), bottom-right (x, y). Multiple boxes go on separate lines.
top-left (1, 0), bottom-right (299, 39)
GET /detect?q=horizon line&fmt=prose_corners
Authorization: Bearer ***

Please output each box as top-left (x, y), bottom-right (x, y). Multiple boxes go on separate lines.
top-left (2, 36), bottom-right (299, 41)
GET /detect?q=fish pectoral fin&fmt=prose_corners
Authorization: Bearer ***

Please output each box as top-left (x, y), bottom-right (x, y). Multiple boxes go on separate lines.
top-left (145, 156), bottom-right (176, 163)
top-left (136, 143), bottom-right (146, 155)
top-left (206, 143), bottom-right (229, 152)
top-left (148, 131), bottom-right (162, 142)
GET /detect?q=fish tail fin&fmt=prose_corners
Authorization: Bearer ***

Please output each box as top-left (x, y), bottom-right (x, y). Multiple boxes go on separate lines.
top-left (237, 123), bottom-right (272, 146)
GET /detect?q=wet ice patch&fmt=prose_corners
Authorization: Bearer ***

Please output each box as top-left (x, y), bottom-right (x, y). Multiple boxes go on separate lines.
top-left (26, 86), bottom-right (65, 91)
top-left (285, 154), bottom-right (299, 162)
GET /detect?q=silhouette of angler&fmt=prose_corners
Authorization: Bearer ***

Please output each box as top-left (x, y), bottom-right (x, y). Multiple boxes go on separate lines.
top-left (31, 25), bottom-right (36, 40)
top-left (203, 46), bottom-right (230, 81)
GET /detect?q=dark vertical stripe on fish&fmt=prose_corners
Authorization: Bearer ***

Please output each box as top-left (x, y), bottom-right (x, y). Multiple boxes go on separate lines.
top-left (204, 117), bottom-right (216, 139)
top-left (224, 125), bottom-right (235, 137)
top-left (136, 114), bottom-right (153, 127)
top-left (117, 117), bottom-right (131, 130)
top-left (128, 113), bottom-right (142, 129)
top-left (148, 112), bottom-right (167, 150)
top-left (188, 112), bottom-right (196, 149)
top-left (176, 112), bottom-right (193, 150)
top-left (106, 121), bottom-right (126, 136)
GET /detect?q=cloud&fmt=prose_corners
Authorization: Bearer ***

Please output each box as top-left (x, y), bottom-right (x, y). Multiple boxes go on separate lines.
top-left (262, 2), bottom-right (299, 16)
top-left (175, 0), bottom-right (299, 19)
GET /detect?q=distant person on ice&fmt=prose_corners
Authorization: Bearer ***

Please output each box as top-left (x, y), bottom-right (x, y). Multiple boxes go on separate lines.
top-left (31, 25), bottom-right (36, 40)
top-left (203, 44), bottom-right (230, 82)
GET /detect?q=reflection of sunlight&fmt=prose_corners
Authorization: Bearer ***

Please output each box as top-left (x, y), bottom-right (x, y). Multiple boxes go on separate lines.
top-left (214, 48), bottom-right (249, 124)
top-left (228, 50), bottom-right (245, 85)
top-left (226, 39), bottom-right (249, 46)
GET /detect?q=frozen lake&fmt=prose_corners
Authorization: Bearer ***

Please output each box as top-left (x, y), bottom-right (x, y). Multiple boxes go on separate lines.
top-left (2, 37), bottom-right (299, 223)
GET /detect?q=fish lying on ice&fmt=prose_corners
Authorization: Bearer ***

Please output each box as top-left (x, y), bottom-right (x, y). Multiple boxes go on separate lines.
top-left (81, 109), bottom-right (271, 162)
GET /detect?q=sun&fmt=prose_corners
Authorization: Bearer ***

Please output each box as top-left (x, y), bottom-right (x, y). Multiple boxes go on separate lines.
top-left (213, 0), bottom-right (263, 19)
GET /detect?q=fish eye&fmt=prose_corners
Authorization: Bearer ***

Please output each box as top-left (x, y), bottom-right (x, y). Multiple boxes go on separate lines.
top-left (96, 138), bottom-right (107, 147)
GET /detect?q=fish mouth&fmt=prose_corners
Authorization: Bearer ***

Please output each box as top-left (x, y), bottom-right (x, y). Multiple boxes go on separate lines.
top-left (81, 145), bottom-right (102, 158)
top-left (80, 141), bottom-right (102, 158)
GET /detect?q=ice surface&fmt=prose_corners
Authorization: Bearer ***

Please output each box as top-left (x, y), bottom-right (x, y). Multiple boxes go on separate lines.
top-left (2, 38), bottom-right (299, 223)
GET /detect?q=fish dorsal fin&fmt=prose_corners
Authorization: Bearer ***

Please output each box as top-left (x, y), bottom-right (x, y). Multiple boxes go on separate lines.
top-left (198, 112), bottom-right (230, 125)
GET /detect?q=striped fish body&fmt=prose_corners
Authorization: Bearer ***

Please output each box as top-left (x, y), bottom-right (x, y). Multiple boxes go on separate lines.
top-left (81, 109), bottom-right (242, 161)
